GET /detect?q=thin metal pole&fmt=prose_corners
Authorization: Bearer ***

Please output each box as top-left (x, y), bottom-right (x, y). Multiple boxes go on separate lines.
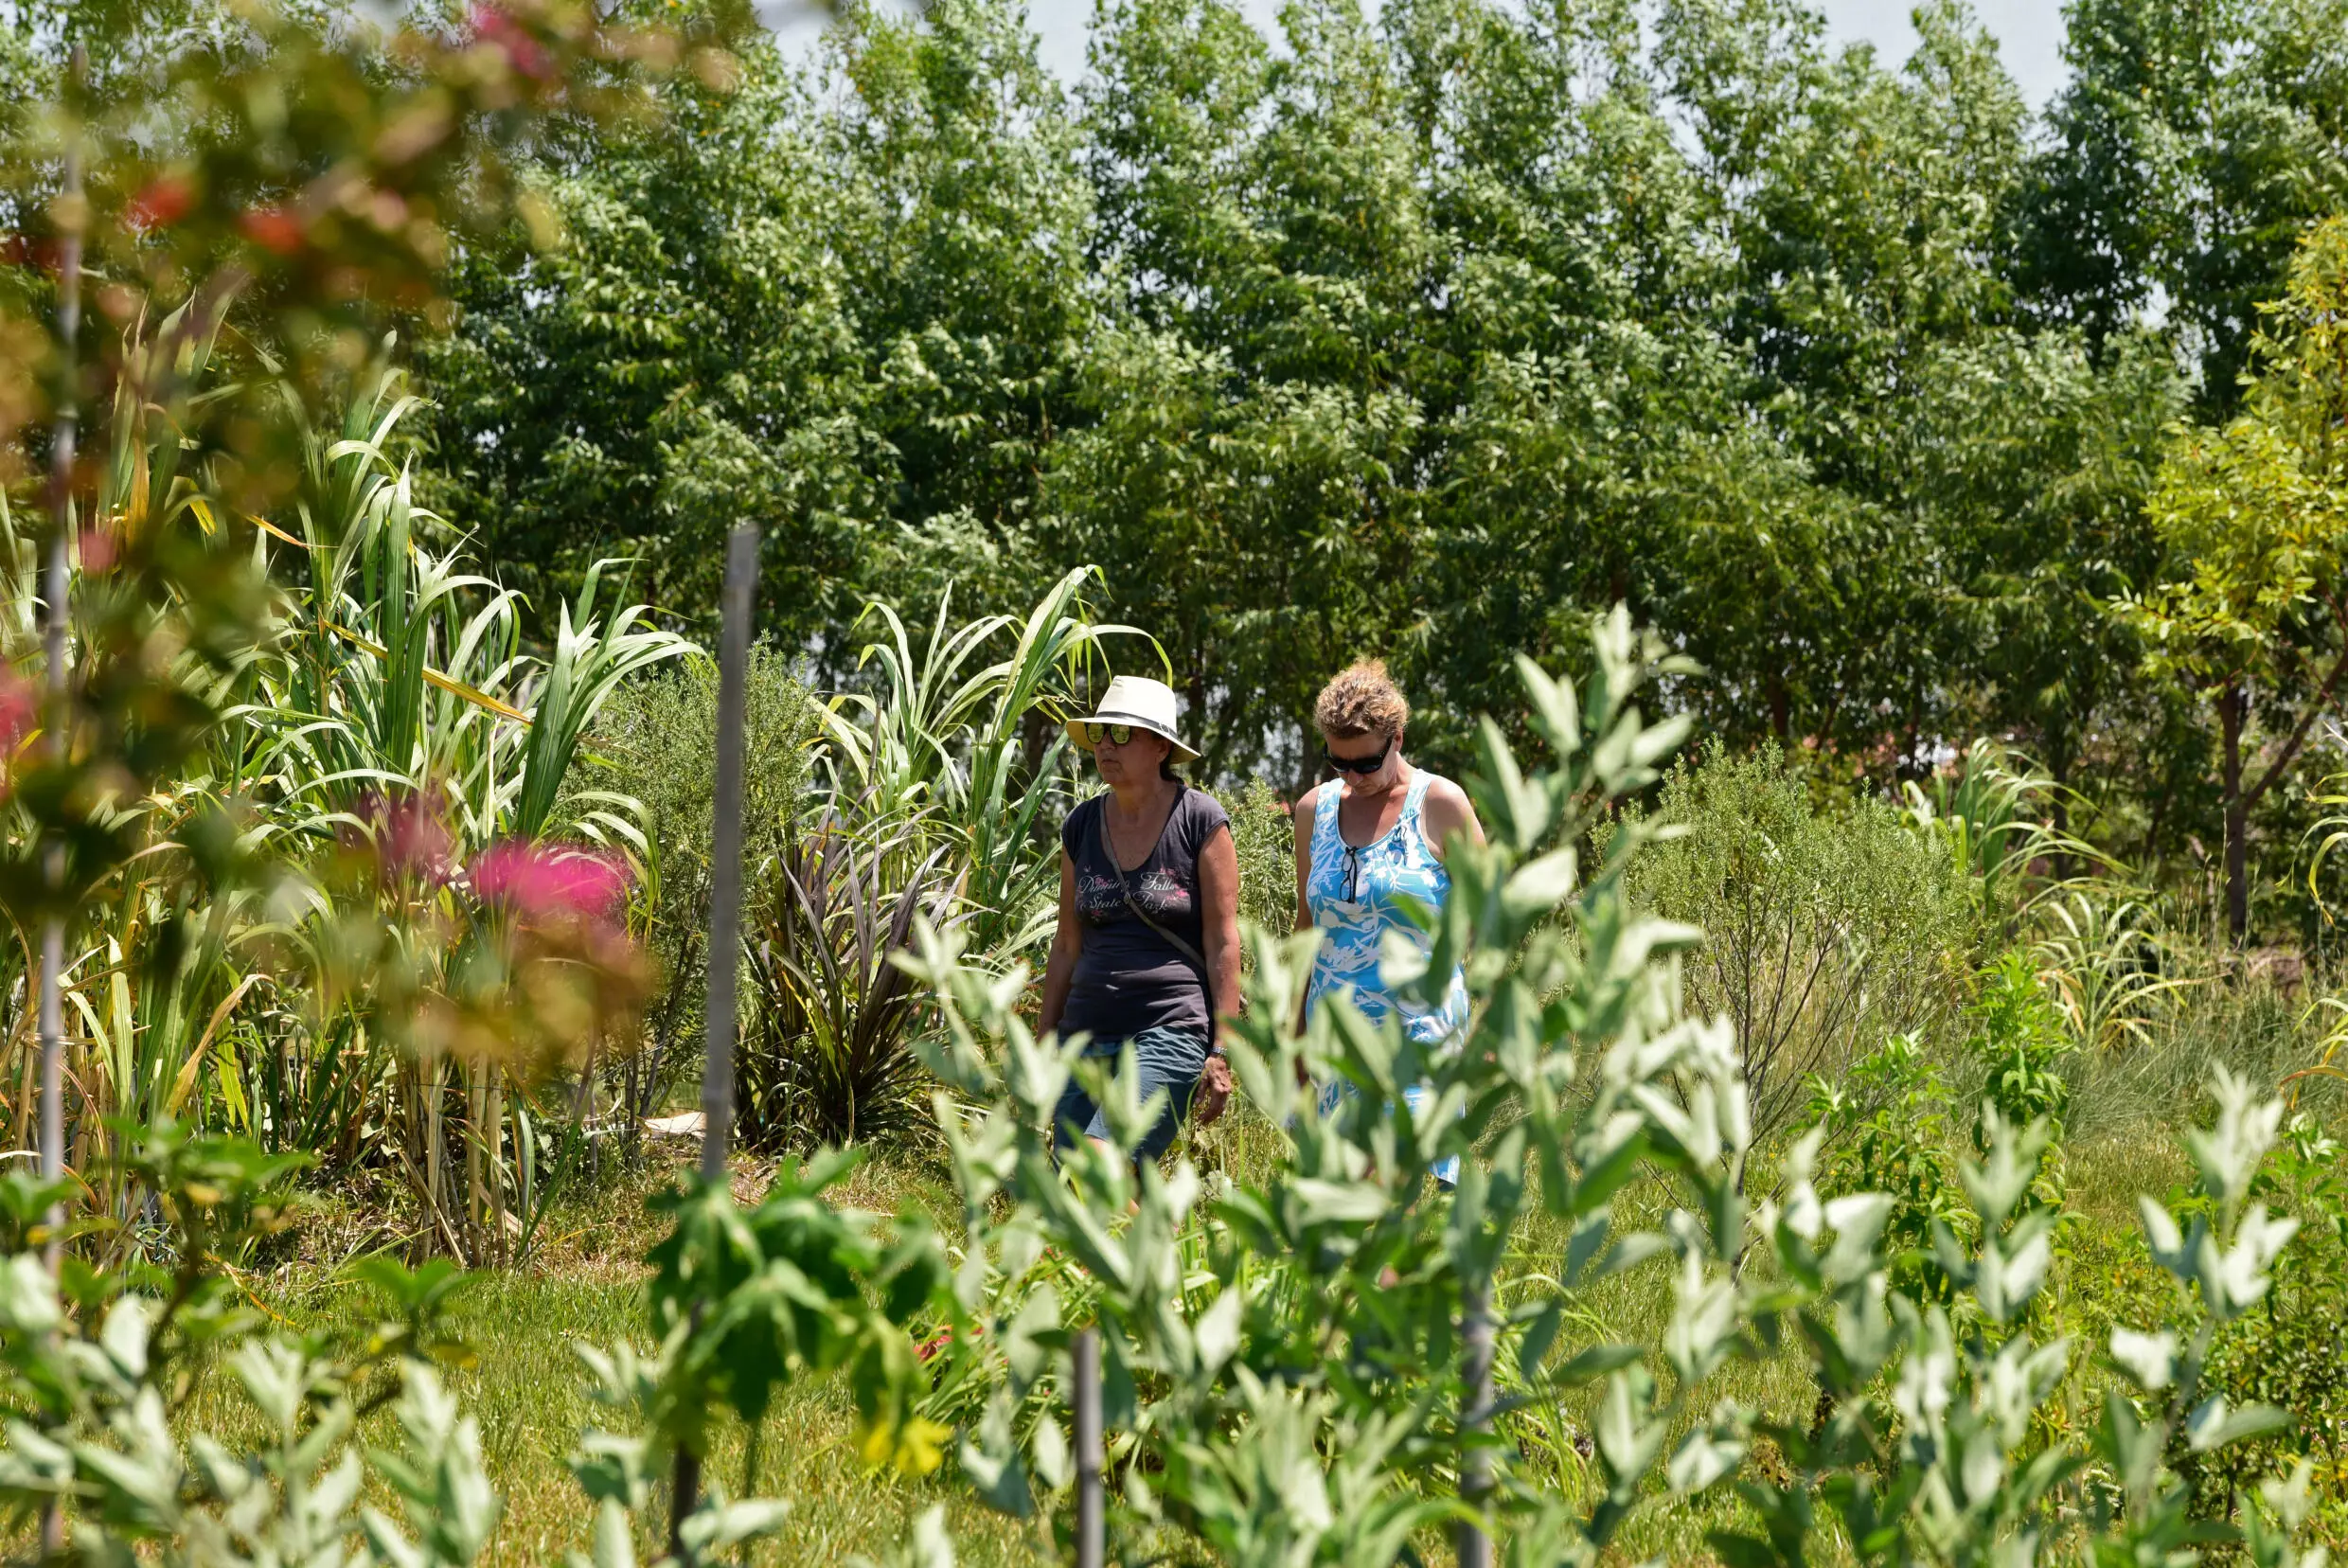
top-left (1456, 1279), bottom-right (1496, 1568)
top-left (669, 522), bottom-right (757, 1562)
top-left (1074, 1328), bottom-right (1103, 1568)
top-left (37, 45), bottom-right (85, 1563)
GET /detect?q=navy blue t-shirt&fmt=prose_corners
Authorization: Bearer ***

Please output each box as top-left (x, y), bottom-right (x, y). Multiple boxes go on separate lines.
top-left (1059, 787), bottom-right (1230, 1040)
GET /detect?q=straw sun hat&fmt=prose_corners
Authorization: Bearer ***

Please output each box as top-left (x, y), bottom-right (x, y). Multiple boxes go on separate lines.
top-left (1065, 675), bottom-right (1201, 764)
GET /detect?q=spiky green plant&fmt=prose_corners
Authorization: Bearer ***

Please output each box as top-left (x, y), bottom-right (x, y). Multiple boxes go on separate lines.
top-left (818, 568), bottom-right (1150, 958)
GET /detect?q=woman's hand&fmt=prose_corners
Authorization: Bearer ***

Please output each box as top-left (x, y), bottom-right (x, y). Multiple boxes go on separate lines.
top-left (1194, 1051), bottom-right (1236, 1126)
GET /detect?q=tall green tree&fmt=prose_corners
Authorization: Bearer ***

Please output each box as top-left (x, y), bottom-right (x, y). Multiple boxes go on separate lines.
top-left (1381, 0), bottom-right (1785, 757)
top-left (819, 0), bottom-right (1096, 615)
top-left (2018, 0), bottom-right (2348, 407)
top-left (420, 44), bottom-right (879, 649)
top-left (424, 0), bottom-right (1094, 651)
top-left (2121, 216), bottom-right (2348, 938)
top-left (1052, 0), bottom-right (1435, 784)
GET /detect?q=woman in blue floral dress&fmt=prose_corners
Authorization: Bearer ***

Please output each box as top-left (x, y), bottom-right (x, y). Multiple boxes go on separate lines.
top-left (1292, 661), bottom-right (1485, 1184)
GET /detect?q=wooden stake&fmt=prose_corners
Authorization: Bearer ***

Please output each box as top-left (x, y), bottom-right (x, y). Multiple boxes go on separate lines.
top-left (698, 522), bottom-right (757, 1185)
top-left (1456, 1278), bottom-right (1496, 1568)
top-left (38, 44), bottom-right (85, 1274)
top-left (37, 46), bottom-right (85, 1561)
top-left (1075, 1328), bottom-right (1103, 1568)
top-left (670, 522), bottom-right (758, 1561)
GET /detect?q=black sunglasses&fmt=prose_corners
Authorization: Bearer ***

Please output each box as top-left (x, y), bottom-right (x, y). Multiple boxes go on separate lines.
top-left (1323, 738), bottom-right (1393, 775)
top-left (1082, 722), bottom-right (1140, 746)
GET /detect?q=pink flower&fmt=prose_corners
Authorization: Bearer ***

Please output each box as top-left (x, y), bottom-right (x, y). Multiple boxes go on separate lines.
top-left (78, 529), bottom-right (116, 575)
top-left (128, 175), bottom-right (194, 231)
top-left (0, 668), bottom-right (36, 758)
top-left (238, 205), bottom-right (303, 258)
top-left (471, 840), bottom-right (630, 923)
top-left (381, 792), bottom-right (454, 885)
top-left (341, 790), bottom-right (455, 887)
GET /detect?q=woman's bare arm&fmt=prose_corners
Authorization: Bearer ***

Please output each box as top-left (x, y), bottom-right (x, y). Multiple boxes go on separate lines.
top-left (1419, 776), bottom-right (1485, 863)
top-left (1037, 849), bottom-right (1081, 1041)
top-left (1193, 823), bottom-right (1242, 1125)
top-left (1289, 790), bottom-right (1317, 1047)
top-left (1291, 790), bottom-right (1316, 933)
top-left (1196, 823), bottom-right (1243, 1048)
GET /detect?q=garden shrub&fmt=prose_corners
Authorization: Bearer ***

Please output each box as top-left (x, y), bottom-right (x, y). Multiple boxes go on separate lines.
top-left (2181, 1114), bottom-right (2348, 1529)
top-left (1806, 1031), bottom-right (1970, 1302)
top-left (0, 1126), bottom-right (949, 1568)
top-left (736, 795), bottom-right (962, 1153)
top-left (1625, 739), bottom-right (1974, 1158)
top-left (1966, 950), bottom-right (2077, 1149)
top-left (578, 648), bottom-right (822, 1124)
top-left (898, 621), bottom-right (2329, 1568)
top-left (6, 617), bottom-right (2336, 1568)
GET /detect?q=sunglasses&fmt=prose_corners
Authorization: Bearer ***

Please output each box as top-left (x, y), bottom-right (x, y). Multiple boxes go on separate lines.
top-left (1082, 722), bottom-right (1142, 747)
top-left (1323, 738), bottom-right (1393, 775)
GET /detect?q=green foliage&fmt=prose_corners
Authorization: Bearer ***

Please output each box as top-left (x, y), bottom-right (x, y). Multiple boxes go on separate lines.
top-left (738, 798), bottom-right (961, 1152)
top-left (817, 568), bottom-right (1142, 960)
top-left (1627, 739), bottom-right (1973, 1157)
top-left (0, 1129), bottom-right (500, 1566)
top-left (0, 342), bottom-right (703, 1274)
top-left (636, 1152), bottom-right (950, 1470)
top-left (580, 648), bottom-right (822, 1122)
top-left (1213, 778), bottom-right (1297, 948)
top-left (1966, 951), bottom-right (2078, 1142)
top-left (905, 611), bottom-right (1754, 1560)
top-left (2185, 1114), bottom-right (2348, 1522)
top-left (898, 613), bottom-right (2330, 1568)
top-left (400, 0), bottom-right (2284, 841)
top-left (0, 1129), bottom-right (950, 1568)
top-left (2032, 888), bottom-right (2192, 1054)
top-left (1718, 1075), bottom-right (2323, 1568)
top-left (2120, 216), bottom-right (2348, 935)
top-left (1806, 1032), bottom-right (1970, 1302)
top-left (2019, 0), bottom-right (2348, 408)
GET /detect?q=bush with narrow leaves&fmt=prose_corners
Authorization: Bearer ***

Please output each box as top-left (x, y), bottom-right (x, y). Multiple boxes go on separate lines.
top-left (898, 611), bottom-right (2331, 1568)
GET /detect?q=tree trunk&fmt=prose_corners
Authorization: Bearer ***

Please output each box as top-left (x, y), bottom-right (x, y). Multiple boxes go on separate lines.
top-left (2222, 681), bottom-right (2249, 944)
top-left (2047, 728), bottom-right (2072, 887)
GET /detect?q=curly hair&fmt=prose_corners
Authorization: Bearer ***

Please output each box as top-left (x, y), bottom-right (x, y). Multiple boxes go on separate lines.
top-left (1313, 660), bottom-right (1409, 739)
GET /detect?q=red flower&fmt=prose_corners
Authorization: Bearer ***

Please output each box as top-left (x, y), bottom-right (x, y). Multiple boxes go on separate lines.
top-left (239, 205), bottom-right (303, 257)
top-left (128, 176), bottom-right (194, 231)
top-left (471, 840), bottom-right (630, 923)
top-left (467, 4), bottom-right (552, 80)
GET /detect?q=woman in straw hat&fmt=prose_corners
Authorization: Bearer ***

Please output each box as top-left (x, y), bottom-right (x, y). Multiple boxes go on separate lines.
top-left (1038, 675), bottom-right (1239, 1162)
top-left (1294, 659), bottom-right (1484, 1184)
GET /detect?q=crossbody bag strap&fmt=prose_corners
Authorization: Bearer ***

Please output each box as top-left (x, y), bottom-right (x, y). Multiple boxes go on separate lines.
top-left (1095, 796), bottom-right (1215, 1023)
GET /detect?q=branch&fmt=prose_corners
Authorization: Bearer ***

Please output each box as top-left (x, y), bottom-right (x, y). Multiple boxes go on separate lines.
top-left (2243, 606), bottom-right (2348, 814)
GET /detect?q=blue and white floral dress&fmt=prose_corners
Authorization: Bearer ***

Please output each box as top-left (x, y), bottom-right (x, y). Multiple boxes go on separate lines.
top-left (1304, 769), bottom-right (1468, 1184)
